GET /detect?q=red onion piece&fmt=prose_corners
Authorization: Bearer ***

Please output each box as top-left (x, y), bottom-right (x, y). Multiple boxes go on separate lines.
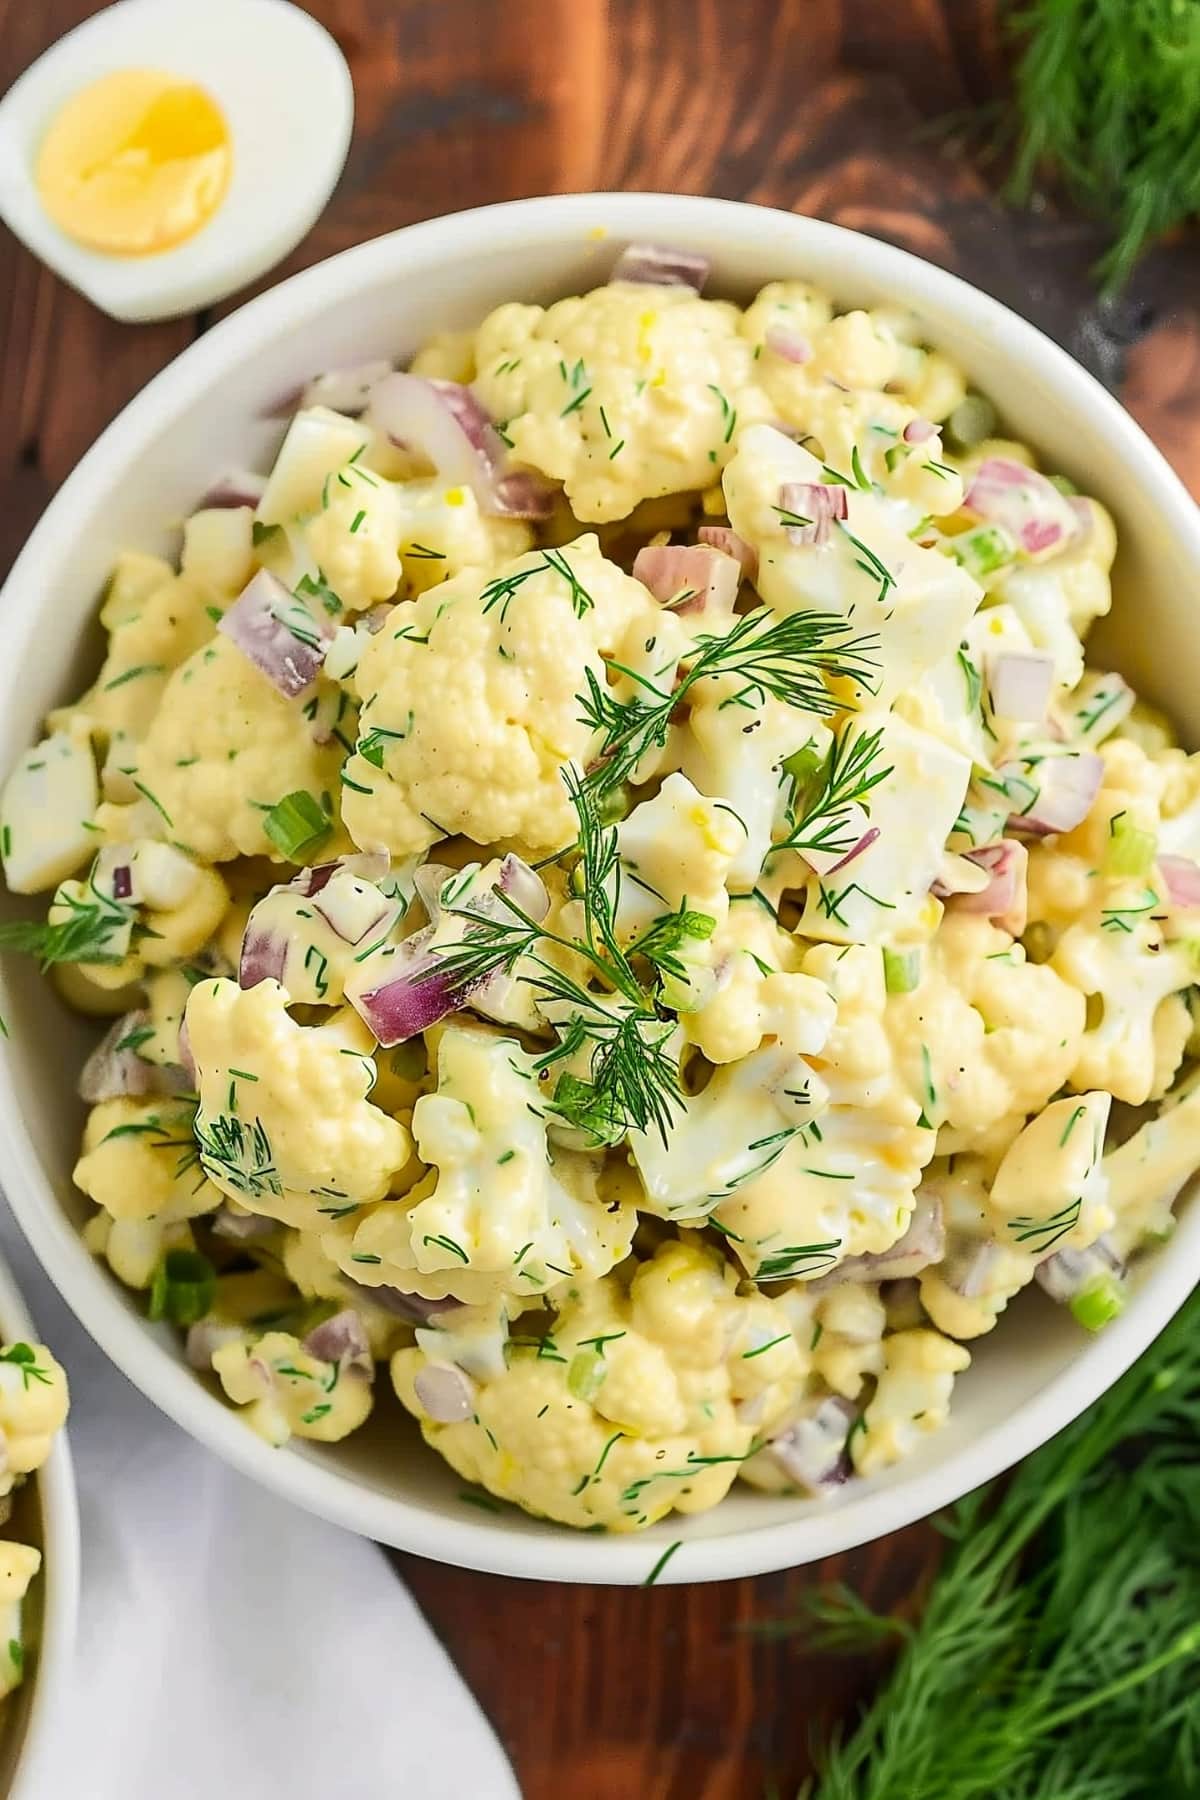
top-left (941, 1240), bottom-right (1001, 1299)
top-left (219, 569), bottom-right (332, 699)
top-left (289, 851), bottom-right (391, 898)
top-left (367, 373), bottom-right (554, 520)
top-left (211, 1205), bottom-right (279, 1242)
top-left (778, 480), bottom-right (848, 547)
top-left (609, 243), bottom-right (709, 290)
top-left (303, 1308), bottom-right (373, 1374)
top-left (987, 651), bottom-right (1055, 722)
top-left (200, 468), bottom-right (267, 510)
top-left (697, 526), bottom-right (758, 579)
top-left (414, 1363), bottom-right (476, 1423)
top-left (768, 1396), bottom-right (857, 1493)
top-left (349, 925), bottom-right (476, 1046)
top-left (902, 417), bottom-right (936, 445)
top-left (93, 844), bottom-right (142, 906)
top-left (810, 1196), bottom-right (945, 1289)
top-left (963, 458), bottom-right (1080, 560)
top-left (1159, 855), bottom-right (1200, 909)
top-left (495, 853), bottom-right (550, 921)
top-left (764, 322), bottom-right (812, 364)
top-left (633, 544), bottom-right (741, 617)
top-left (1008, 753), bottom-right (1103, 837)
top-left (1036, 1236), bottom-right (1123, 1303)
top-left (414, 862), bottom-right (458, 921)
top-left (301, 360), bottom-right (394, 416)
top-left (177, 1017), bottom-right (196, 1088)
top-left (950, 840), bottom-right (1028, 936)
top-left (185, 1320), bottom-right (246, 1370)
top-left (238, 927), bottom-right (289, 991)
top-left (78, 1012), bottom-right (179, 1104)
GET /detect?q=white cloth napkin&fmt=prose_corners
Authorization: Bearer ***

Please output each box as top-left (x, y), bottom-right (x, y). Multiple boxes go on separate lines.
top-left (0, 1211), bottom-right (520, 1800)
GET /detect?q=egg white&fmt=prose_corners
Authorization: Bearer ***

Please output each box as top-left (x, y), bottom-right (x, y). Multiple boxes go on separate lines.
top-left (0, 0), bottom-right (353, 322)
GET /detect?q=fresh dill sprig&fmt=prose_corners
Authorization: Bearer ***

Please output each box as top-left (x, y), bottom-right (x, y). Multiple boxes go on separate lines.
top-left (781, 1288), bottom-right (1200, 1800)
top-left (1005, 0), bottom-right (1200, 291)
top-left (480, 549), bottom-right (595, 622)
top-left (0, 874), bottom-right (135, 968)
top-left (770, 724), bottom-right (893, 866)
top-left (580, 607), bottom-right (879, 801)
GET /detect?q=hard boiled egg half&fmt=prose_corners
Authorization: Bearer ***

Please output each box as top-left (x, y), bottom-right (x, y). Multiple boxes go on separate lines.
top-left (0, 0), bottom-right (352, 321)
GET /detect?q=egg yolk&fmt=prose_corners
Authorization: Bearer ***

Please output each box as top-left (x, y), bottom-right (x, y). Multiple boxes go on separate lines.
top-left (35, 68), bottom-right (231, 257)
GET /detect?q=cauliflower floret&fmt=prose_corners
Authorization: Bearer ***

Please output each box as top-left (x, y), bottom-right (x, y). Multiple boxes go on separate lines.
top-left (122, 636), bottom-right (346, 863)
top-left (82, 1211), bottom-right (197, 1291)
top-left (74, 1098), bottom-right (223, 1224)
top-left (851, 1328), bottom-right (970, 1476)
top-left (723, 426), bottom-right (981, 707)
top-left (811, 1283), bottom-right (887, 1400)
top-left (186, 979), bottom-right (411, 1227)
top-left (303, 466), bottom-right (405, 612)
top-left (212, 1329), bottom-right (373, 1446)
top-left (0, 1541), bottom-right (42, 1697)
top-left (392, 1237), bottom-right (807, 1529)
top-left (685, 899), bottom-right (836, 1065)
top-left (1052, 922), bottom-right (1191, 1105)
top-left (472, 285), bottom-right (770, 521)
top-left (341, 535), bottom-right (654, 855)
top-left (1104, 1066), bottom-right (1200, 1257)
top-left (630, 1043), bottom-right (829, 1221)
top-left (326, 1030), bottom-right (636, 1305)
top-left (881, 914), bottom-right (1087, 1138)
top-left (0, 1343), bottom-right (69, 1489)
top-left (1156, 745), bottom-right (1200, 860)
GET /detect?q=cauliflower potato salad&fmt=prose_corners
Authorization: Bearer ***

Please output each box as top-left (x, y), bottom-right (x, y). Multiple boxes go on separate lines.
top-left (0, 1342), bottom-right (68, 1699)
top-left (2, 240), bottom-right (1198, 1535)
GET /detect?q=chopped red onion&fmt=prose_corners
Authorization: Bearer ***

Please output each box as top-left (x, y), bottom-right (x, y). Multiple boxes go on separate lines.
top-left (1035, 1236), bottom-right (1123, 1303)
top-left (697, 526), bottom-right (758, 579)
top-left (238, 927), bottom-right (290, 991)
top-left (810, 1195), bottom-right (945, 1289)
top-left (764, 323), bottom-right (812, 364)
top-left (78, 1012), bottom-right (178, 1104)
top-left (211, 1205), bottom-right (279, 1242)
top-left (348, 925), bottom-right (473, 1045)
top-left (495, 853), bottom-right (550, 921)
top-left (1159, 855), bottom-right (1200, 909)
top-left (185, 1320), bottom-right (246, 1370)
top-left (289, 851), bottom-right (391, 898)
top-left (768, 1396), bottom-right (856, 1493)
top-left (312, 879), bottom-right (396, 947)
top-left (200, 468), bottom-right (267, 510)
top-left (93, 843), bottom-right (142, 906)
top-left (1008, 753), bottom-right (1103, 837)
top-left (963, 458), bottom-right (1080, 560)
top-left (941, 1240), bottom-right (1001, 1299)
top-left (301, 359), bottom-right (394, 416)
top-left (950, 840), bottom-right (1028, 936)
top-left (363, 602), bottom-right (393, 634)
top-left (367, 372), bottom-right (554, 519)
top-left (413, 862), bottom-right (458, 921)
top-left (633, 543), bottom-right (741, 617)
top-left (219, 569), bottom-right (332, 699)
top-left (902, 418), bottom-right (936, 445)
top-left (609, 243), bottom-right (709, 290)
top-left (414, 1363), bottom-right (476, 1423)
top-left (177, 1017), bottom-right (196, 1088)
top-left (987, 651), bottom-right (1055, 722)
top-left (778, 480), bottom-right (848, 548)
top-left (303, 1308), bottom-right (373, 1374)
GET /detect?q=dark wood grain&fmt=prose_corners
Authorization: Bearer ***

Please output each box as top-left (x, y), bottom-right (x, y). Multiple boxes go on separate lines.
top-left (3, 4), bottom-right (1199, 1797)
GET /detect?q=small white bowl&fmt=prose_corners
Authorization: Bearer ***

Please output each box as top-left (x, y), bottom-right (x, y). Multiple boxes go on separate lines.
top-left (0, 1252), bottom-right (79, 1796)
top-left (0, 194), bottom-right (1197, 1586)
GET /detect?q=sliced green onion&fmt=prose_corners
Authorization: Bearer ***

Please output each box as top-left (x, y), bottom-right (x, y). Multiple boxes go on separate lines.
top-left (566, 1351), bottom-right (605, 1402)
top-left (883, 946), bottom-right (922, 994)
top-left (1070, 1274), bottom-right (1126, 1333)
top-left (1104, 815), bottom-right (1157, 880)
top-left (262, 790), bottom-right (331, 862)
top-left (949, 524), bottom-right (1017, 582)
top-left (945, 393), bottom-right (997, 450)
top-left (148, 1249), bottom-right (216, 1327)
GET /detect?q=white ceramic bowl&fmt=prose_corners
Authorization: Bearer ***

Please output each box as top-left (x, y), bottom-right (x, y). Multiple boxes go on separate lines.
top-left (0, 1253), bottom-right (79, 1797)
top-left (1, 193), bottom-right (1197, 1586)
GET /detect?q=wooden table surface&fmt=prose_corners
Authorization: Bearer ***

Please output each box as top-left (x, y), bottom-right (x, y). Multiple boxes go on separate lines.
top-left (3, 4), bottom-right (1198, 1795)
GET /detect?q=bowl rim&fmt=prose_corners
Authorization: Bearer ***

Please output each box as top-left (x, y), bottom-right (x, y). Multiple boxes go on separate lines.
top-left (0, 1251), bottom-right (80, 1796)
top-left (1, 190), bottom-right (1198, 1585)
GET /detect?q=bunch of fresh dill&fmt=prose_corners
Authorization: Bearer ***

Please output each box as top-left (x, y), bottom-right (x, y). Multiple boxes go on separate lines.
top-left (1006, 0), bottom-right (1200, 288)
top-left (777, 1289), bottom-right (1200, 1798)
